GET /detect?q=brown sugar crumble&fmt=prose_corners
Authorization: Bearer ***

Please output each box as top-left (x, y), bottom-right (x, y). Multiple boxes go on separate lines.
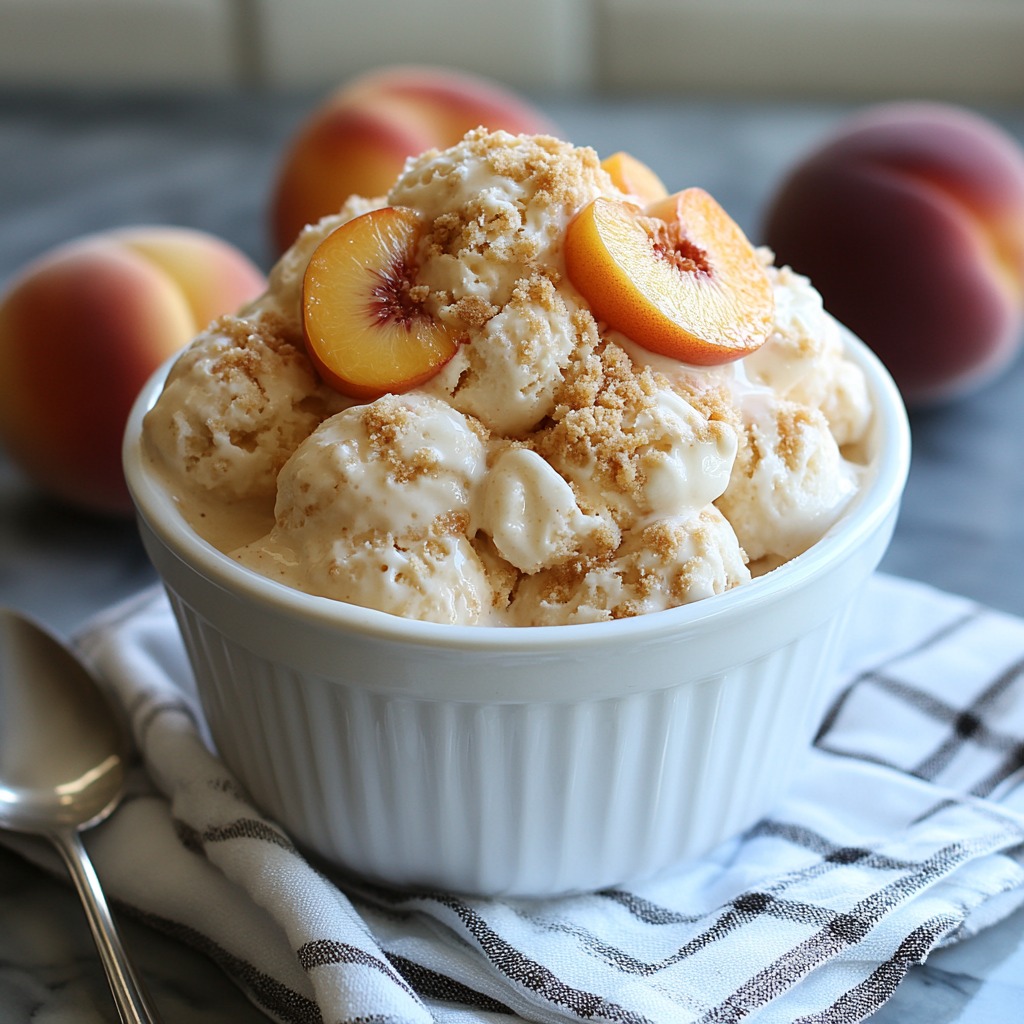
top-left (534, 339), bottom-right (678, 512)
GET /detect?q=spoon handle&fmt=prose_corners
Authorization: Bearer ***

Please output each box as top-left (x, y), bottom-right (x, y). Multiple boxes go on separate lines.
top-left (51, 827), bottom-right (163, 1024)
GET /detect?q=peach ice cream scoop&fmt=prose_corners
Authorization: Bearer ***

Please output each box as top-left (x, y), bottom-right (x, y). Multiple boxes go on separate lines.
top-left (233, 392), bottom-right (493, 624)
top-left (143, 130), bottom-right (875, 626)
top-left (389, 130), bottom-right (613, 435)
top-left (715, 395), bottom-right (860, 565)
top-left (745, 261), bottom-right (872, 448)
top-left (511, 507), bottom-right (750, 626)
top-left (141, 312), bottom-right (346, 535)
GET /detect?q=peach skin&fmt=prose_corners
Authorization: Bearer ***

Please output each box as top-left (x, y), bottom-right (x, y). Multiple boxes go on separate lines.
top-left (111, 226), bottom-right (266, 330)
top-left (763, 102), bottom-right (1024, 406)
top-left (270, 64), bottom-right (557, 255)
top-left (0, 228), bottom-right (265, 516)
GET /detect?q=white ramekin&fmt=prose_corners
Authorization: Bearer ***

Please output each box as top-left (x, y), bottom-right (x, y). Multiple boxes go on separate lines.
top-left (123, 328), bottom-right (910, 897)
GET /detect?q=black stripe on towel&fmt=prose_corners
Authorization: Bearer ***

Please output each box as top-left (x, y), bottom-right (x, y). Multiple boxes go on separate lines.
top-left (130, 908), bottom-right (322, 1024)
top-left (299, 939), bottom-right (419, 1001)
top-left (695, 838), bottom-right (986, 1024)
top-left (361, 886), bottom-right (654, 1024)
top-left (792, 914), bottom-right (957, 1024)
top-left (387, 953), bottom-right (515, 1014)
top-left (202, 816), bottom-right (297, 851)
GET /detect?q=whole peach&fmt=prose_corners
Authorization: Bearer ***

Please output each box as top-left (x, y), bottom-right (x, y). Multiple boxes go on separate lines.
top-left (0, 227), bottom-right (265, 515)
top-left (762, 102), bottom-right (1024, 406)
top-left (270, 64), bottom-right (558, 254)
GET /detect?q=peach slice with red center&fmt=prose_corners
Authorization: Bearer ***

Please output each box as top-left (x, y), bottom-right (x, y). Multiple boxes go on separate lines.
top-left (564, 187), bottom-right (775, 365)
top-left (302, 206), bottom-right (458, 399)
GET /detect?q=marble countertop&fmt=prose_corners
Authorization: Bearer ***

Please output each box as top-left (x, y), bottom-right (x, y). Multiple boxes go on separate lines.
top-left (1, 88), bottom-right (1023, 1022)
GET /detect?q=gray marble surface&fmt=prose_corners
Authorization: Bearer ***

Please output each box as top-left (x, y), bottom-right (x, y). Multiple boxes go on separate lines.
top-left (1, 88), bottom-right (1024, 1022)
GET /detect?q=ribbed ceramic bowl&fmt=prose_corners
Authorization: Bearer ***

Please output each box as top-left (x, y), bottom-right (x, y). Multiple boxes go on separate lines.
top-left (123, 328), bottom-right (910, 897)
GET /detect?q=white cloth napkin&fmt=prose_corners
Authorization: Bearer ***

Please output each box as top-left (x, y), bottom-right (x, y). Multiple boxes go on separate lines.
top-left (48, 574), bottom-right (1024, 1023)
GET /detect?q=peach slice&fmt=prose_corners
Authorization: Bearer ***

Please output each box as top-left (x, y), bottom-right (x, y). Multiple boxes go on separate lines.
top-left (302, 206), bottom-right (458, 399)
top-left (564, 188), bottom-right (774, 365)
top-left (601, 151), bottom-right (669, 204)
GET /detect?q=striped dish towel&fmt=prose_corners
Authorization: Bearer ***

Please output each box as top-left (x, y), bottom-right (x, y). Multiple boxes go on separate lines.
top-left (62, 573), bottom-right (1024, 1024)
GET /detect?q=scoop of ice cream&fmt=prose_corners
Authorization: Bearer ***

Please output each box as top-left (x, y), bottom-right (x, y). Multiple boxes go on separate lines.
top-left (511, 506), bottom-right (750, 626)
top-left (743, 260), bottom-right (872, 447)
top-left (389, 129), bottom-right (610, 305)
top-left (477, 445), bottom-right (612, 574)
top-left (609, 258), bottom-right (871, 569)
top-left (233, 391), bottom-right (494, 624)
top-left (392, 129), bottom-right (614, 435)
top-left (421, 275), bottom-right (589, 436)
top-left (533, 341), bottom-right (738, 531)
top-left (715, 393), bottom-right (860, 563)
top-left (238, 529), bottom-right (493, 626)
top-left (143, 311), bottom-right (344, 504)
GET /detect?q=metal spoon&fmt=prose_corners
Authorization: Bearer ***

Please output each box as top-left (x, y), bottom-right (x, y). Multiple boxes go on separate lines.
top-left (0, 607), bottom-right (161, 1023)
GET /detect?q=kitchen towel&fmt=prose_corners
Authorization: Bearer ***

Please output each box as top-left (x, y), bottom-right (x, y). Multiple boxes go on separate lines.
top-left (61, 573), bottom-right (1024, 1023)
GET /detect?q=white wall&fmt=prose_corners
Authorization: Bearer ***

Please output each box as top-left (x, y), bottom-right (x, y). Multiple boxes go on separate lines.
top-left (1, 0), bottom-right (1022, 98)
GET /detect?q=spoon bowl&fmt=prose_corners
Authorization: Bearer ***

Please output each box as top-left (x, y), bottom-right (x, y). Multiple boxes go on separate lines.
top-left (0, 610), bottom-right (127, 831)
top-left (0, 607), bottom-right (161, 1023)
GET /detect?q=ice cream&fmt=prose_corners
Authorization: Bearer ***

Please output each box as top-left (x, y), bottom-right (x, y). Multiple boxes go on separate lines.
top-left (142, 129), bottom-right (873, 626)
